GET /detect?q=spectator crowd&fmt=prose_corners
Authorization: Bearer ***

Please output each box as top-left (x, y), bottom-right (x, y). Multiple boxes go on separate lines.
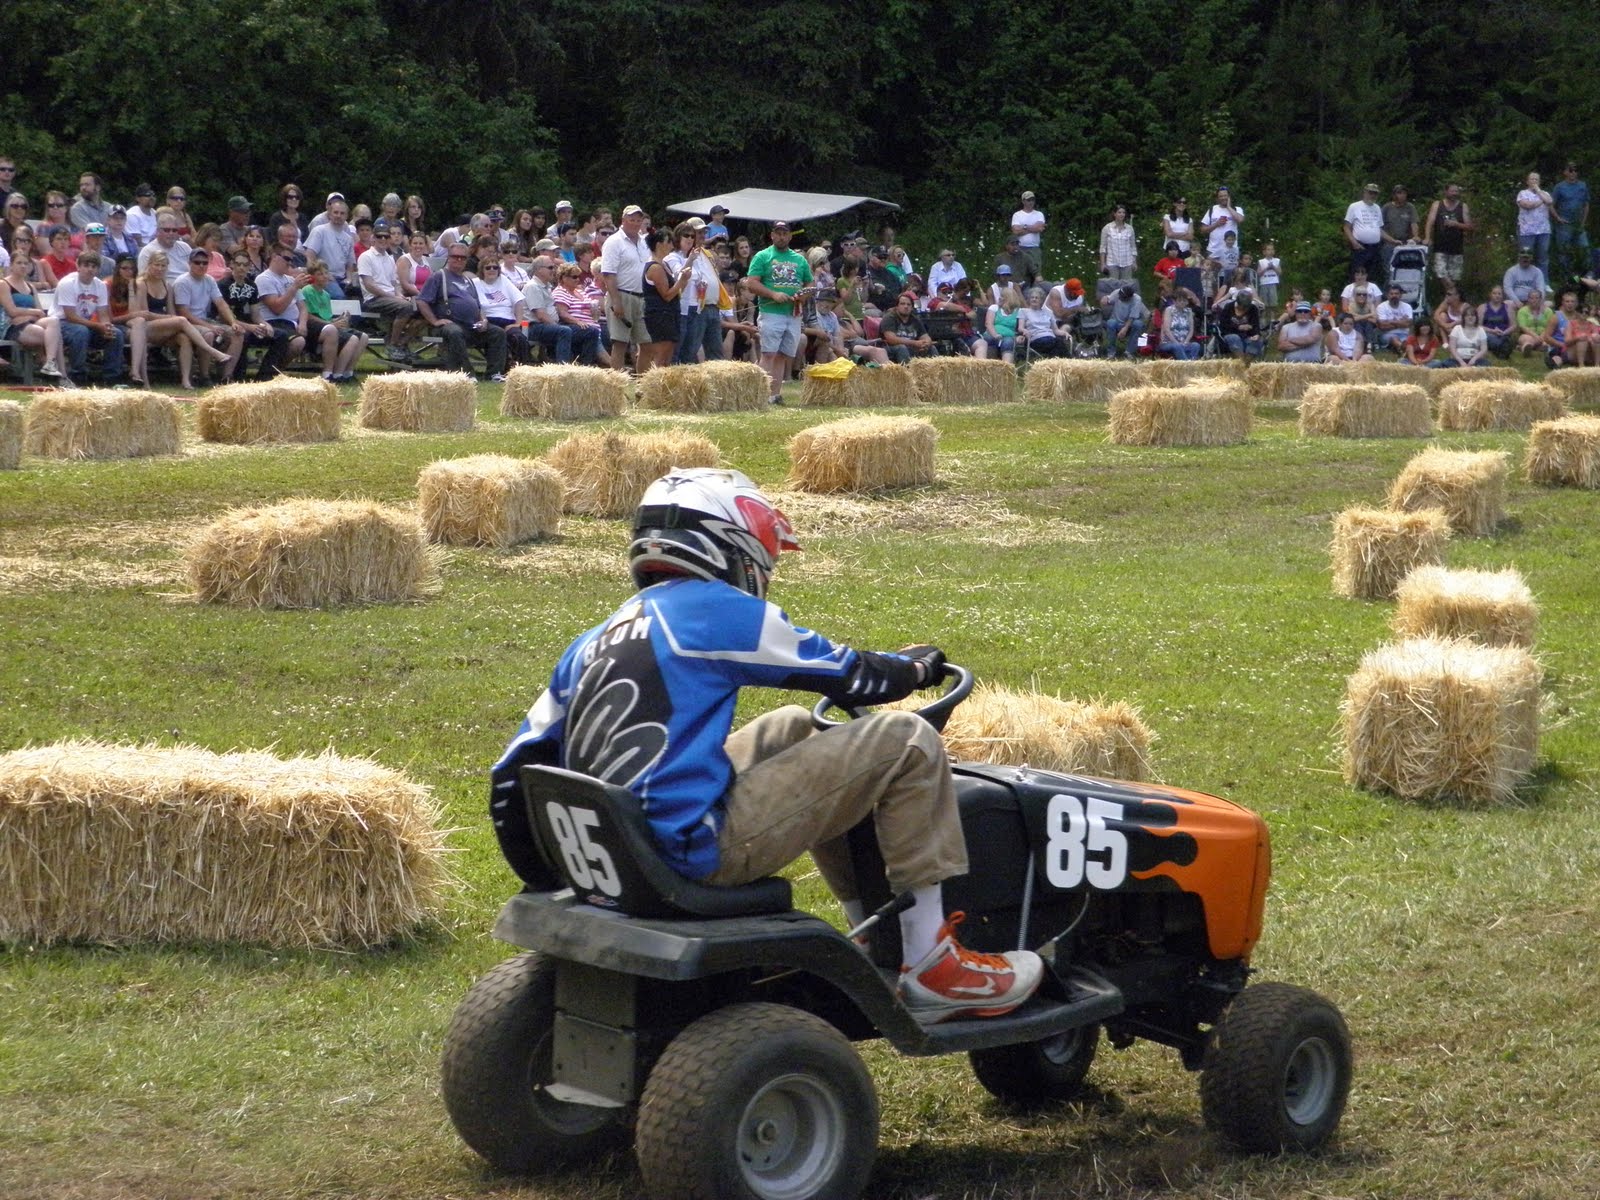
top-left (3, 155), bottom-right (1597, 392)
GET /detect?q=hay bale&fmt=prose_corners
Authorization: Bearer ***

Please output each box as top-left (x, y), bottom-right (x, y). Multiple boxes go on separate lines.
top-left (358, 370), bottom-right (476, 432)
top-left (1298, 382), bottom-right (1432, 438)
top-left (1436, 380), bottom-right (1564, 432)
top-left (22, 389), bottom-right (181, 460)
top-left (909, 357), bottom-right (1017, 406)
top-left (544, 429), bottom-right (721, 516)
top-left (500, 364), bottom-right (630, 420)
top-left (1393, 565), bottom-right (1538, 648)
top-left (1147, 357), bottom-right (1246, 387)
top-left (0, 400), bottom-right (21, 470)
top-left (789, 415), bottom-right (938, 493)
top-left (1108, 384), bottom-right (1252, 446)
top-left (1416, 365), bottom-right (1519, 397)
top-left (1341, 636), bottom-right (1542, 807)
top-left (897, 685), bottom-right (1153, 779)
top-left (1022, 358), bottom-right (1138, 404)
top-left (196, 378), bottom-right (341, 444)
top-left (699, 359), bottom-right (770, 411)
top-left (799, 362), bottom-right (920, 408)
top-left (1386, 447), bottom-right (1507, 536)
top-left (417, 454), bottom-right (564, 547)
top-left (1525, 414), bottom-right (1600, 488)
top-left (1245, 361), bottom-right (1356, 404)
top-left (0, 740), bottom-right (449, 947)
top-left (1330, 506), bottom-right (1451, 600)
top-left (1543, 367), bottom-right (1600, 409)
top-left (636, 363), bottom-right (716, 413)
top-left (185, 498), bottom-right (440, 608)
top-left (1351, 360), bottom-right (1421, 388)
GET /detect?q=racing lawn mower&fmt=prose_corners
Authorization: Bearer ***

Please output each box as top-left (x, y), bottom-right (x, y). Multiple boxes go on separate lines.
top-left (442, 665), bottom-right (1352, 1200)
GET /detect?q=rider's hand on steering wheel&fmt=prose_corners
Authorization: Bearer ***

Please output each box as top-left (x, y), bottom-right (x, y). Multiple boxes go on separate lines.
top-left (898, 644), bottom-right (946, 688)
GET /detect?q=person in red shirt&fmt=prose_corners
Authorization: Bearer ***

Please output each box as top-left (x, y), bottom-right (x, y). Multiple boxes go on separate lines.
top-left (41, 225), bottom-right (80, 282)
top-left (1153, 241), bottom-right (1187, 281)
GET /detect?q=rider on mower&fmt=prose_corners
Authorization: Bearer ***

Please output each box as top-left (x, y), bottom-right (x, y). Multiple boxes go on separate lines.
top-left (491, 467), bottom-right (1042, 1022)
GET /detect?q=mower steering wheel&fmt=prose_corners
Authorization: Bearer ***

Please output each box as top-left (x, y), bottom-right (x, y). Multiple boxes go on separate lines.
top-left (811, 663), bottom-right (974, 735)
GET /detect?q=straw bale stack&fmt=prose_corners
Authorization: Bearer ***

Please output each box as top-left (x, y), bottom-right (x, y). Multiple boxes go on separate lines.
top-left (417, 454), bottom-right (564, 547)
top-left (23, 389), bottom-right (181, 460)
top-left (544, 428), bottom-right (721, 516)
top-left (699, 359), bottom-right (770, 411)
top-left (1245, 361), bottom-right (1355, 404)
top-left (1330, 506), bottom-right (1451, 600)
top-left (359, 370), bottom-right (476, 432)
top-left (1393, 565), bottom-right (1537, 648)
top-left (195, 378), bottom-right (341, 445)
top-left (500, 364), bottom-right (630, 420)
top-left (1108, 384), bottom-right (1252, 446)
top-left (898, 685), bottom-right (1153, 780)
top-left (789, 415), bottom-right (937, 493)
top-left (1299, 382), bottom-right (1432, 438)
top-left (185, 498), bottom-right (440, 608)
top-left (1436, 380), bottom-right (1564, 432)
top-left (1147, 357), bottom-right (1246, 387)
top-left (1524, 414), bottom-right (1600, 488)
top-left (1341, 636), bottom-right (1542, 807)
top-left (909, 357), bottom-right (1017, 406)
top-left (1543, 367), bottom-right (1600, 409)
top-left (1417, 365), bottom-right (1519, 397)
top-left (0, 399), bottom-right (21, 469)
top-left (1022, 358), bottom-right (1139, 404)
top-left (0, 741), bottom-right (450, 947)
top-left (1386, 447), bottom-right (1507, 536)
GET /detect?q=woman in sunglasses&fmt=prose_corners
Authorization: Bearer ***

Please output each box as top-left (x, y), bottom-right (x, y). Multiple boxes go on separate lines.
top-left (164, 187), bottom-right (195, 238)
top-left (271, 183), bottom-right (309, 245)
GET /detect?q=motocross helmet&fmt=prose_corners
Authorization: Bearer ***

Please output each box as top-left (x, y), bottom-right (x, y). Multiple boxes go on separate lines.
top-left (629, 468), bottom-right (799, 599)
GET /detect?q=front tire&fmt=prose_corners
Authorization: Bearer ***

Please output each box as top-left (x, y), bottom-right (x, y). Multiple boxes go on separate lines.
top-left (969, 1023), bottom-right (1099, 1107)
top-left (636, 1002), bottom-right (878, 1200)
top-left (1200, 982), bottom-right (1352, 1153)
top-left (440, 952), bottom-right (627, 1172)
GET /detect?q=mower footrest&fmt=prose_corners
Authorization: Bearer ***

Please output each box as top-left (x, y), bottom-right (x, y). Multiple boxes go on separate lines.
top-left (892, 965), bottom-right (1125, 1056)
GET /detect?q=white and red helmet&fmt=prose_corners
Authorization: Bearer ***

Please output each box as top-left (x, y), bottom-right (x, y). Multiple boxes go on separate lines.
top-left (629, 468), bottom-right (799, 599)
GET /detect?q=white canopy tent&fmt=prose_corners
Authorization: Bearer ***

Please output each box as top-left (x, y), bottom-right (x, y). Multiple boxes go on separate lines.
top-left (662, 187), bottom-right (899, 224)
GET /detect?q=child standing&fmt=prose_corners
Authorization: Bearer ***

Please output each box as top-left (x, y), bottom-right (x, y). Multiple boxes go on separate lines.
top-left (1258, 241), bottom-right (1281, 312)
top-left (1312, 287), bottom-right (1337, 330)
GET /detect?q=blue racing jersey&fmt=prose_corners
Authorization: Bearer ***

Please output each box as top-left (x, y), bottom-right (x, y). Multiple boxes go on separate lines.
top-left (491, 577), bottom-right (923, 880)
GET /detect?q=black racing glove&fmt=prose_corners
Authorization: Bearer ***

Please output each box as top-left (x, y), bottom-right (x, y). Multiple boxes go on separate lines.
top-left (898, 644), bottom-right (947, 688)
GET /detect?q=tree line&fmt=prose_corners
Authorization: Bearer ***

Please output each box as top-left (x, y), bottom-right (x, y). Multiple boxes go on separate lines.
top-left (4, 0), bottom-right (1592, 298)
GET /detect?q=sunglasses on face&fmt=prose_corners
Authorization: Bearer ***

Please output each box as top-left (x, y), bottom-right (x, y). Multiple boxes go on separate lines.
top-left (47, 200), bottom-right (66, 207)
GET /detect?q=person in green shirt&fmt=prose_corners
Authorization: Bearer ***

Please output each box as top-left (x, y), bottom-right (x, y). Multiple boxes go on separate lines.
top-left (742, 220), bottom-right (814, 404)
top-left (302, 260), bottom-right (369, 382)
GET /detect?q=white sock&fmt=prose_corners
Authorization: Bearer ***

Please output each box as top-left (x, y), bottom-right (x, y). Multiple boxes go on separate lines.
top-left (899, 884), bottom-right (947, 968)
top-left (840, 899), bottom-right (866, 930)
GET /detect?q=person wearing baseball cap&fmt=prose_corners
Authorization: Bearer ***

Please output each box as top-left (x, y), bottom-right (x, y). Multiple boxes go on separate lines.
top-left (706, 204), bottom-right (730, 241)
top-left (1011, 190), bottom-right (1046, 284)
top-left (1278, 299), bottom-right (1325, 362)
top-left (80, 222), bottom-right (115, 278)
top-left (600, 206), bottom-right (652, 367)
top-left (1343, 182), bottom-right (1384, 282)
top-left (220, 195), bottom-right (253, 254)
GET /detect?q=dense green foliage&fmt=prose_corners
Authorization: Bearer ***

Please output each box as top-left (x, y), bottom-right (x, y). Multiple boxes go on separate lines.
top-left (5, 0), bottom-right (1595, 295)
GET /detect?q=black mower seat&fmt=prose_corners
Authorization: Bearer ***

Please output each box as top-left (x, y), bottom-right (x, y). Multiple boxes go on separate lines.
top-left (521, 765), bottom-right (792, 919)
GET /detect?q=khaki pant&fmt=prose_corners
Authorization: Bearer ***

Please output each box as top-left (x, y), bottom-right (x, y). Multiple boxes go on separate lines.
top-left (706, 706), bottom-right (967, 899)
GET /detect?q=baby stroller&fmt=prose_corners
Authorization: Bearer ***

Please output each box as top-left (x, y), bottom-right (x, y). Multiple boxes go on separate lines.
top-left (1072, 306), bottom-right (1106, 357)
top-left (1389, 244), bottom-right (1429, 311)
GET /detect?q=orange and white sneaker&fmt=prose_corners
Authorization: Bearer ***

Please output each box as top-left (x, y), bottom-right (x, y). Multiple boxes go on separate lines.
top-left (897, 912), bottom-right (1044, 1023)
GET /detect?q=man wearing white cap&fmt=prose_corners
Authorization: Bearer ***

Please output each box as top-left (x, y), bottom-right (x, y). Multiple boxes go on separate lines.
top-left (1010, 191), bottom-right (1046, 285)
top-left (600, 204), bottom-right (651, 369)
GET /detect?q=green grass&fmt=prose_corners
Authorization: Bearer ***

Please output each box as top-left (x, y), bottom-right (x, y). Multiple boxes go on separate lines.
top-left (2, 380), bottom-right (1598, 1199)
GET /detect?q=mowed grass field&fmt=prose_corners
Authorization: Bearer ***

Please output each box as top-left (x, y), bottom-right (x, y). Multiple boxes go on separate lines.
top-left (1, 375), bottom-right (1597, 1200)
